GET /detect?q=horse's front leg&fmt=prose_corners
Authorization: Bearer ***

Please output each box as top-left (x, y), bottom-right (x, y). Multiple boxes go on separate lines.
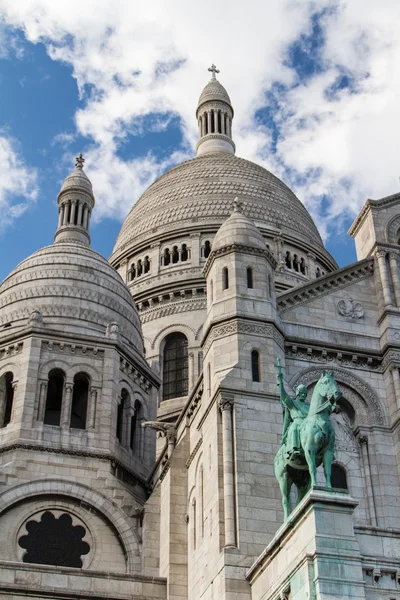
top-left (304, 444), bottom-right (317, 487)
top-left (323, 448), bottom-right (334, 488)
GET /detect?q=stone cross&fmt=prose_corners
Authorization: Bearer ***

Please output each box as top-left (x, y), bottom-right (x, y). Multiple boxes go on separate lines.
top-left (232, 197), bottom-right (243, 213)
top-left (75, 153), bottom-right (85, 169)
top-left (208, 64), bottom-right (220, 80)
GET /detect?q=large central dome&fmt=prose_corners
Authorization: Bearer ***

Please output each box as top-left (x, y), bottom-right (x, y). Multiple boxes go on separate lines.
top-left (113, 152), bottom-right (324, 256)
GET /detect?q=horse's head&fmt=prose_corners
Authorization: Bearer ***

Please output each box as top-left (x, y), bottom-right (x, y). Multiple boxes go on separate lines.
top-left (314, 371), bottom-right (342, 412)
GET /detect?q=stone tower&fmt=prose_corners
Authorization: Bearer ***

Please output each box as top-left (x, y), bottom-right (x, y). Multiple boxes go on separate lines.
top-left (0, 156), bottom-right (162, 597)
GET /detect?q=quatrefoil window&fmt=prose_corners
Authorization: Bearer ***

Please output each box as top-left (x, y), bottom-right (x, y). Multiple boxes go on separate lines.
top-left (18, 511), bottom-right (90, 567)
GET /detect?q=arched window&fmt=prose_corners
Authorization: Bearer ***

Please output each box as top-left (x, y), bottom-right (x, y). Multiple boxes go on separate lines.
top-left (130, 399), bottom-right (143, 453)
top-left (70, 373), bottom-right (89, 429)
top-left (44, 369), bottom-right (65, 426)
top-left (293, 254), bottom-right (299, 272)
top-left (0, 371), bottom-right (14, 427)
top-left (331, 464), bottom-right (348, 490)
top-left (247, 267), bottom-right (253, 288)
top-left (137, 259), bottom-right (143, 276)
top-left (116, 389), bottom-right (129, 443)
top-left (143, 256), bottom-right (150, 273)
top-left (300, 257), bottom-right (306, 275)
top-left (181, 244), bottom-right (188, 262)
top-left (222, 267), bottom-right (229, 290)
top-left (316, 267), bottom-right (321, 278)
top-left (251, 350), bottom-right (260, 382)
top-left (163, 248), bottom-right (171, 266)
top-left (204, 240), bottom-right (211, 259)
top-left (204, 112), bottom-right (208, 135)
top-left (172, 246), bottom-right (179, 264)
top-left (128, 264), bottom-right (136, 281)
top-left (285, 251), bottom-right (291, 269)
top-left (162, 333), bottom-right (189, 400)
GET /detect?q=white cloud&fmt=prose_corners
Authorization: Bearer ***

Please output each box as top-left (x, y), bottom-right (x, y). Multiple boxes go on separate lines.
top-left (0, 133), bottom-right (38, 231)
top-left (1, 0), bottom-right (400, 241)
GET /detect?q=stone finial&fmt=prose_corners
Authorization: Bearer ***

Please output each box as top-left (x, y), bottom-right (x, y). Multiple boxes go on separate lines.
top-left (75, 153), bottom-right (85, 169)
top-left (208, 64), bottom-right (220, 80)
top-left (232, 197), bottom-right (243, 213)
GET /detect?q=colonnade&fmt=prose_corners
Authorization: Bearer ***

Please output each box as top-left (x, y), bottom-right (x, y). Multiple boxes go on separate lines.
top-left (58, 199), bottom-right (91, 230)
top-left (198, 109), bottom-right (232, 138)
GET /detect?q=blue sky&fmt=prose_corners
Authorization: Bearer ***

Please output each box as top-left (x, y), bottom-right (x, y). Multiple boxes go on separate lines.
top-left (0, 0), bottom-right (399, 282)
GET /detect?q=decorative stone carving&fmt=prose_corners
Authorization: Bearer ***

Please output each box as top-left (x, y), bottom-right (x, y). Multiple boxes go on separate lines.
top-left (28, 310), bottom-right (44, 326)
top-left (337, 298), bottom-right (364, 319)
top-left (106, 321), bottom-right (120, 340)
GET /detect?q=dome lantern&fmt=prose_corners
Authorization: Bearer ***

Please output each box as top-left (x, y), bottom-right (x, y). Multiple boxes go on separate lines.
top-left (54, 154), bottom-right (95, 245)
top-left (196, 65), bottom-right (235, 156)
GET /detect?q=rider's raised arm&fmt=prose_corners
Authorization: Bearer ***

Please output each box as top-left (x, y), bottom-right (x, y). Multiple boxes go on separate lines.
top-left (277, 374), bottom-right (293, 408)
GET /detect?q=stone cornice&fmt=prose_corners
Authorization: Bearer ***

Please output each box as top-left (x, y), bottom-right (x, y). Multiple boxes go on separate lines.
top-left (285, 343), bottom-right (382, 372)
top-left (203, 243), bottom-right (277, 277)
top-left (202, 317), bottom-right (284, 356)
top-left (349, 192), bottom-right (400, 237)
top-left (277, 258), bottom-right (374, 313)
top-left (139, 296), bottom-right (207, 324)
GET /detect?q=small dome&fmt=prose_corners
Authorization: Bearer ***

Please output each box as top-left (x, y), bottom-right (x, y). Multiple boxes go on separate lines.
top-left (0, 242), bottom-right (143, 353)
top-left (59, 166), bottom-right (93, 197)
top-left (212, 203), bottom-right (266, 252)
top-left (198, 80), bottom-right (232, 109)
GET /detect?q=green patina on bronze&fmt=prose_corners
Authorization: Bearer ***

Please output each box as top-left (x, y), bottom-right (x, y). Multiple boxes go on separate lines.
top-left (274, 358), bottom-right (342, 522)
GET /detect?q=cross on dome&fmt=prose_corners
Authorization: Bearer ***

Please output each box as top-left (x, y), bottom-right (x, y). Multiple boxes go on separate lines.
top-left (232, 198), bottom-right (243, 213)
top-left (208, 64), bottom-right (220, 80)
top-left (75, 153), bottom-right (85, 169)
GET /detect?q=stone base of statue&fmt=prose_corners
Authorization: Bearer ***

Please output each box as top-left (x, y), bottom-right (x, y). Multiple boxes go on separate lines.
top-left (246, 487), bottom-right (366, 600)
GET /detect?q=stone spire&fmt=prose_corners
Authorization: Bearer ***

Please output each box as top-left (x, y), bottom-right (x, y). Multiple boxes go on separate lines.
top-left (54, 154), bottom-right (95, 245)
top-left (196, 65), bottom-right (235, 156)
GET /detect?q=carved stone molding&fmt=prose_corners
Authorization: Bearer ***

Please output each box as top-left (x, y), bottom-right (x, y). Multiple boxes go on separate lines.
top-left (290, 366), bottom-right (385, 426)
top-left (278, 259), bottom-right (374, 313)
top-left (204, 243), bottom-right (276, 277)
top-left (386, 214), bottom-right (400, 244)
top-left (285, 344), bottom-right (381, 372)
top-left (42, 341), bottom-right (102, 358)
top-left (203, 318), bottom-right (284, 355)
top-left (141, 298), bottom-right (207, 324)
top-left (120, 357), bottom-right (153, 392)
top-left (0, 342), bottom-right (23, 361)
top-left (186, 436), bottom-right (203, 468)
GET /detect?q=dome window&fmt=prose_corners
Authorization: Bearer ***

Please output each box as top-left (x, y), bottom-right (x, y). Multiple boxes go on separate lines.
top-left (181, 244), bottom-right (188, 262)
top-left (0, 371), bottom-right (15, 427)
top-left (128, 263), bottom-right (136, 281)
top-left (163, 248), bottom-right (171, 266)
top-left (222, 267), bottom-right (229, 290)
top-left (172, 246), bottom-right (179, 264)
top-left (44, 369), bottom-right (65, 426)
top-left (203, 240), bottom-right (211, 259)
top-left (70, 373), bottom-right (89, 430)
top-left (144, 256), bottom-right (150, 273)
top-left (137, 259), bottom-right (143, 276)
top-left (251, 350), bottom-right (260, 383)
top-left (300, 257), bottom-right (307, 275)
top-left (285, 251), bottom-right (292, 269)
top-left (116, 389), bottom-right (129, 443)
top-left (162, 333), bottom-right (189, 400)
top-left (247, 267), bottom-right (253, 289)
top-left (316, 267), bottom-right (321, 278)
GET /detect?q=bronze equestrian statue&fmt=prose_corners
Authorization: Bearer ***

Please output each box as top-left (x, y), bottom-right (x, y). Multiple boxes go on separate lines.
top-left (274, 359), bottom-right (341, 521)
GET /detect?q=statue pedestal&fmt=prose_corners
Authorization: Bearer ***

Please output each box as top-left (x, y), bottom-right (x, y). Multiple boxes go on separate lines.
top-left (246, 487), bottom-right (366, 600)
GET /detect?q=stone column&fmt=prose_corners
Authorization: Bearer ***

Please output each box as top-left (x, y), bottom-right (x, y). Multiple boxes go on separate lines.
top-left (37, 380), bottom-right (48, 421)
top-left (221, 111), bottom-right (226, 134)
top-left (359, 435), bottom-right (377, 527)
top-left (198, 116), bottom-right (202, 137)
top-left (83, 205), bottom-right (89, 230)
top-left (60, 383), bottom-right (73, 429)
top-left (70, 200), bottom-right (77, 225)
top-left (391, 367), bottom-right (400, 412)
top-left (77, 201), bottom-right (84, 226)
top-left (87, 387), bottom-right (98, 430)
top-left (58, 205), bottom-right (64, 228)
top-left (63, 201), bottom-right (69, 225)
top-left (219, 393), bottom-right (237, 548)
top-left (376, 251), bottom-right (394, 307)
top-left (389, 252), bottom-right (400, 306)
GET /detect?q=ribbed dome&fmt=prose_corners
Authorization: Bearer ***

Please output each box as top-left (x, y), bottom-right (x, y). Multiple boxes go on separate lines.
top-left (112, 153), bottom-right (324, 256)
top-left (59, 166), bottom-right (94, 196)
top-left (0, 242), bottom-right (143, 352)
top-left (212, 207), bottom-right (266, 251)
top-left (198, 80), bottom-right (232, 108)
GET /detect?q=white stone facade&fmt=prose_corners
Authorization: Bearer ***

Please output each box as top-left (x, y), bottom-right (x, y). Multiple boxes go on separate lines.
top-left (1, 71), bottom-right (400, 600)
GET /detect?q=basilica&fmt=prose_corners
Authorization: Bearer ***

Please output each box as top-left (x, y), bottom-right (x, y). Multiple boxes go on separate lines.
top-left (0, 66), bottom-right (400, 600)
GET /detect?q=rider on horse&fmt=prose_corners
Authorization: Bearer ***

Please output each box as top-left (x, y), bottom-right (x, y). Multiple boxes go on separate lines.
top-left (277, 371), bottom-right (309, 459)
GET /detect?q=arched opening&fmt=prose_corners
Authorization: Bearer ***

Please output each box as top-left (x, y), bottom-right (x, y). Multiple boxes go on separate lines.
top-left (204, 112), bottom-right (208, 135)
top-left (204, 240), bottom-right (211, 258)
top-left (128, 264), bottom-right (136, 281)
top-left (247, 267), bottom-right (253, 289)
top-left (162, 332), bottom-right (189, 400)
top-left (285, 251), bottom-right (291, 269)
top-left (251, 350), bottom-right (260, 382)
top-left (300, 257), bottom-right (306, 275)
top-left (210, 110), bottom-right (215, 133)
top-left (331, 464), bottom-right (348, 490)
top-left (144, 256), bottom-right (150, 273)
top-left (44, 369), bottom-right (65, 426)
top-left (217, 111), bottom-right (222, 133)
top-left (316, 267), bottom-right (321, 278)
top-left (181, 244), bottom-right (188, 262)
top-left (137, 259), bottom-right (143, 276)
top-left (70, 373), bottom-right (89, 429)
top-left (172, 246), bottom-right (179, 264)
top-left (116, 389), bottom-right (129, 443)
top-left (163, 248), bottom-right (171, 266)
top-left (293, 254), bottom-right (299, 272)
top-left (73, 203), bottom-right (79, 225)
top-left (222, 267), bottom-right (229, 290)
top-left (1, 371), bottom-right (14, 427)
